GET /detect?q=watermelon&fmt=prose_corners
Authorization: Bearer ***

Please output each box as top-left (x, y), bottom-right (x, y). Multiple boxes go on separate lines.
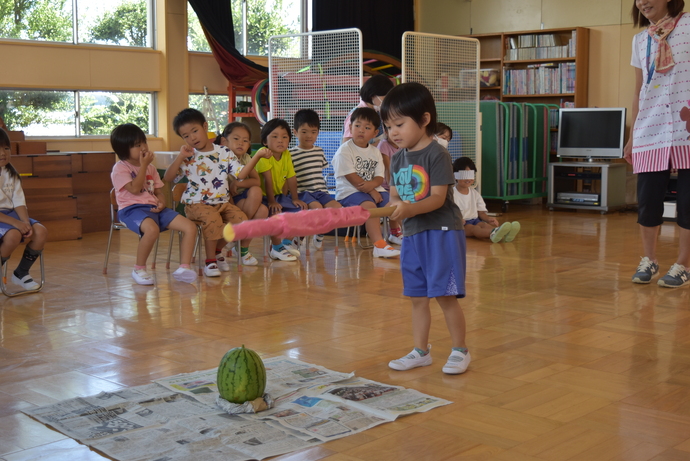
top-left (217, 345), bottom-right (266, 404)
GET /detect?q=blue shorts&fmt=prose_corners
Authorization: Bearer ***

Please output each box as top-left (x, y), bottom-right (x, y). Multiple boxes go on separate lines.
top-left (233, 189), bottom-right (250, 204)
top-left (118, 204), bottom-right (179, 236)
top-left (464, 217), bottom-right (482, 226)
top-left (304, 190), bottom-right (336, 207)
top-left (401, 229), bottom-right (466, 298)
top-left (0, 210), bottom-right (39, 239)
top-left (263, 193), bottom-right (314, 214)
top-left (338, 191), bottom-right (390, 208)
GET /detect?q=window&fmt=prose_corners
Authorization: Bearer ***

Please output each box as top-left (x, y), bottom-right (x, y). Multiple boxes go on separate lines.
top-left (0, 0), bottom-right (153, 47)
top-left (188, 0), bottom-right (307, 56)
top-left (0, 90), bottom-right (153, 137)
top-left (189, 94), bottom-right (230, 135)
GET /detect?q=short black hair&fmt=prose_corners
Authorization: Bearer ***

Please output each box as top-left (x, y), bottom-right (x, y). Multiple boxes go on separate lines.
top-left (632, 0), bottom-right (684, 27)
top-left (452, 156), bottom-right (476, 173)
top-left (0, 128), bottom-right (18, 179)
top-left (222, 122), bottom-right (251, 139)
top-left (260, 118), bottom-right (292, 146)
top-left (293, 109), bottom-right (320, 130)
top-left (173, 108), bottom-right (206, 136)
top-left (110, 123), bottom-right (147, 161)
top-left (360, 75), bottom-right (394, 104)
top-left (436, 122), bottom-right (453, 140)
top-left (380, 82), bottom-right (437, 136)
top-left (350, 107), bottom-right (380, 129)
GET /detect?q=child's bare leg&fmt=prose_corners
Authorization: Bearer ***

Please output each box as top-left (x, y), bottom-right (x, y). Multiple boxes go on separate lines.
top-left (308, 201), bottom-right (323, 210)
top-left (205, 239), bottom-right (220, 260)
top-left (27, 223), bottom-right (47, 251)
top-left (166, 216), bottom-right (196, 265)
top-left (242, 186), bottom-right (263, 219)
top-left (361, 201), bottom-right (384, 241)
top-left (325, 200), bottom-right (342, 209)
top-left (137, 218), bottom-right (160, 266)
top-left (254, 204), bottom-right (269, 219)
top-left (0, 229), bottom-right (22, 260)
top-left (464, 222), bottom-right (495, 239)
top-left (411, 296), bottom-right (432, 350)
top-left (436, 296), bottom-right (467, 348)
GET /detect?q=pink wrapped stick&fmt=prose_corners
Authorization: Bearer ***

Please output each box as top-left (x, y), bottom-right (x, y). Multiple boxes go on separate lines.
top-left (223, 206), bottom-right (394, 242)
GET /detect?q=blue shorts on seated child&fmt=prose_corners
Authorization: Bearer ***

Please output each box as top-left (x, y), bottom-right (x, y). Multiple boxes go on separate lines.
top-left (338, 191), bottom-right (390, 208)
top-left (401, 229), bottom-right (466, 298)
top-left (118, 204), bottom-right (179, 236)
top-left (233, 189), bottom-right (250, 204)
top-left (306, 190), bottom-right (335, 207)
top-left (263, 192), bottom-right (316, 213)
top-left (464, 217), bottom-right (482, 226)
top-left (0, 210), bottom-right (39, 239)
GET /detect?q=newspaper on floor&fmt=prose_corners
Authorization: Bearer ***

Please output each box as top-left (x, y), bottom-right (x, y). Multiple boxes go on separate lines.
top-left (24, 356), bottom-right (451, 461)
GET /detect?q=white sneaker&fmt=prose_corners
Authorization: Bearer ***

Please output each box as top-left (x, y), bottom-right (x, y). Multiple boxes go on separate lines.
top-left (131, 268), bottom-right (154, 286)
top-left (283, 242), bottom-right (301, 257)
top-left (313, 235), bottom-right (324, 250)
top-left (373, 244), bottom-right (400, 258)
top-left (12, 273), bottom-right (39, 290)
top-left (216, 254), bottom-right (232, 271)
top-left (241, 252), bottom-right (258, 266)
top-left (269, 247), bottom-right (297, 261)
top-left (389, 345), bottom-right (432, 371)
top-left (442, 350), bottom-right (471, 374)
top-left (172, 267), bottom-right (197, 283)
top-left (387, 233), bottom-right (403, 245)
top-left (203, 263), bottom-right (221, 277)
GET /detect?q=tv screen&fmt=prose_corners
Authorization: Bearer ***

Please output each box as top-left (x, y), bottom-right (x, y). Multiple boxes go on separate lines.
top-left (557, 108), bottom-right (626, 159)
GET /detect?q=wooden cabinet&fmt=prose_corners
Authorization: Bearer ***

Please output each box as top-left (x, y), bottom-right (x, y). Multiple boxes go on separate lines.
top-left (467, 27), bottom-right (589, 107)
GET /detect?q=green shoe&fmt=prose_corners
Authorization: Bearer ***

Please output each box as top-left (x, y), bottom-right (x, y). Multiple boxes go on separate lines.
top-left (490, 222), bottom-right (512, 243)
top-left (504, 221), bottom-right (521, 243)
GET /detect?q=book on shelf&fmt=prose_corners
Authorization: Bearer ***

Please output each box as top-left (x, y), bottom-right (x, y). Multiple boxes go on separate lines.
top-left (505, 30), bottom-right (578, 61)
top-left (502, 62), bottom-right (576, 96)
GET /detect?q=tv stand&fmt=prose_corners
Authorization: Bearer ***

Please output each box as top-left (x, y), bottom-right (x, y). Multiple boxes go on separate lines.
top-left (547, 161), bottom-right (627, 213)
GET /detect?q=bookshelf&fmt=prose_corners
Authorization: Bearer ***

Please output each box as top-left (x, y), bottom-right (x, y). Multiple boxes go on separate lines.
top-left (466, 27), bottom-right (589, 107)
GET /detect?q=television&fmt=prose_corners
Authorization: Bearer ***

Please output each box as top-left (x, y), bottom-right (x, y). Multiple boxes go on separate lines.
top-left (556, 107), bottom-right (627, 159)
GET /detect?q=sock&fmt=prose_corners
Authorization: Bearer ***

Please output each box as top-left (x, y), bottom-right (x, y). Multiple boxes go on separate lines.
top-left (241, 247), bottom-right (249, 256)
top-left (179, 264), bottom-right (190, 269)
top-left (14, 247), bottom-right (41, 279)
top-left (282, 238), bottom-right (293, 246)
top-left (452, 347), bottom-right (469, 355)
top-left (205, 259), bottom-right (216, 266)
top-left (134, 265), bottom-right (146, 271)
top-left (414, 347), bottom-right (429, 356)
top-left (272, 244), bottom-right (285, 252)
top-left (390, 227), bottom-right (401, 236)
top-left (374, 239), bottom-right (388, 249)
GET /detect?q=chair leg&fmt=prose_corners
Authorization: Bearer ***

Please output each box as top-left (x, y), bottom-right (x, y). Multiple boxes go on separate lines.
top-left (166, 230), bottom-right (176, 270)
top-left (235, 240), bottom-right (242, 272)
top-left (151, 237), bottom-right (159, 270)
top-left (263, 236), bottom-right (270, 264)
top-left (357, 225), bottom-right (373, 249)
top-left (1, 253), bottom-right (45, 297)
top-left (103, 224), bottom-right (115, 275)
top-left (196, 226), bottom-right (204, 276)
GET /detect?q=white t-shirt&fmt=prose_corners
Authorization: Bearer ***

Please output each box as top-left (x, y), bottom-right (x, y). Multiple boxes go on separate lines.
top-left (332, 139), bottom-right (386, 200)
top-left (452, 187), bottom-right (486, 221)
top-left (0, 168), bottom-right (26, 210)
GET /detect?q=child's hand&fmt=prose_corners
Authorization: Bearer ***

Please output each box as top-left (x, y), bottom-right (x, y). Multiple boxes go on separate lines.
top-left (151, 198), bottom-right (165, 213)
top-left (228, 181), bottom-right (238, 197)
top-left (292, 199), bottom-right (308, 210)
top-left (486, 217), bottom-right (499, 227)
top-left (390, 201), bottom-right (413, 221)
top-left (267, 200), bottom-right (282, 215)
top-left (255, 147), bottom-right (272, 159)
top-left (15, 219), bottom-right (32, 237)
top-left (179, 145), bottom-right (195, 159)
top-left (140, 150), bottom-right (155, 167)
top-left (369, 189), bottom-right (382, 204)
top-left (358, 181), bottom-right (375, 193)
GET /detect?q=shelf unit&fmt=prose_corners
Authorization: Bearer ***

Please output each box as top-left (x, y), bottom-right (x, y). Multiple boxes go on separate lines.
top-left (547, 162), bottom-right (627, 213)
top-left (467, 27), bottom-right (589, 107)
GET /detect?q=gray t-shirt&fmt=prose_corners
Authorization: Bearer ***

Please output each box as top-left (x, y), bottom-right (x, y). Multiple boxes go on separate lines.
top-left (390, 140), bottom-right (463, 236)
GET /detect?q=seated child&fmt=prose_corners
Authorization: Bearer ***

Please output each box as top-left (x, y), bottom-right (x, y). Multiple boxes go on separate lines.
top-left (110, 123), bottom-right (197, 285)
top-left (0, 128), bottom-right (47, 290)
top-left (164, 109), bottom-right (260, 276)
top-left (218, 122), bottom-right (269, 265)
top-left (332, 107), bottom-right (400, 258)
top-left (452, 157), bottom-right (520, 243)
top-left (377, 128), bottom-right (403, 245)
top-left (254, 118), bottom-right (313, 261)
top-left (289, 109), bottom-right (342, 249)
top-left (435, 122), bottom-right (452, 148)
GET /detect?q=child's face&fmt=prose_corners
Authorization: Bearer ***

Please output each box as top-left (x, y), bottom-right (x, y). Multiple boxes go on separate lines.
top-left (384, 114), bottom-right (429, 151)
top-left (222, 127), bottom-right (251, 157)
top-left (0, 143), bottom-right (10, 168)
top-left (178, 121), bottom-right (211, 151)
top-left (128, 139), bottom-right (149, 164)
top-left (294, 124), bottom-right (319, 149)
top-left (350, 118), bottom-right (378, 147)
top-left (437, 129), bottom-right (451, 142)
top-left (264, 126), bottom-right (290, 154)
top-left (457, 166), bottom-right (475, 188)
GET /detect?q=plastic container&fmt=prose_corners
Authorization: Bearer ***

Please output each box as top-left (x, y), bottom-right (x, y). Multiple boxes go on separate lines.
top-left (479, 69), bottom-right (500, 88)
top-left (153, 151), bottom-right (178, 170)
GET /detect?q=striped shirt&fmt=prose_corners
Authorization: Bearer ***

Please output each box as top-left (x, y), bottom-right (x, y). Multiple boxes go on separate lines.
top-left (631, 14), bottom-right (690, 173)
top-left (290, 146), bottom-right (329, 192)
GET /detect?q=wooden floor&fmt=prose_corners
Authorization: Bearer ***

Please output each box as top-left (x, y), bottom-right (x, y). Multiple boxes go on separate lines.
top-left (2, 205), bottom-right (690, 461)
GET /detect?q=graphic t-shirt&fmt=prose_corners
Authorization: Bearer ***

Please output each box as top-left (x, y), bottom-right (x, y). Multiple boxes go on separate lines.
top-left (390, 140), bottom-right (463, 236)
top-left (331, 139), bottom-right (386, 200)
top-left (176, 144), bottom-right (244, 205)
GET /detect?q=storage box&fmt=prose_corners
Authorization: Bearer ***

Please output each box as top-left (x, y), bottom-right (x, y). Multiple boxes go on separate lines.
top-left (7, 131), bottom-right (25, 142)
top-left (17, 141), bottom-right (47, 155)
top-left (153, 151), bottom-right (178, 170)
top-left (663, 201), bottom-right (677, 219)
top-left (479, 69), bottom-right (500, 87)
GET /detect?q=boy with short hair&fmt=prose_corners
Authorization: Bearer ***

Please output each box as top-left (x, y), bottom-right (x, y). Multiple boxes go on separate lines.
top-left (332, 107), bottom-right (400, 258)
top-left (290, 109), bottom-right (341, 249)
top-left (164, 108), bottom-right (261, 276)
